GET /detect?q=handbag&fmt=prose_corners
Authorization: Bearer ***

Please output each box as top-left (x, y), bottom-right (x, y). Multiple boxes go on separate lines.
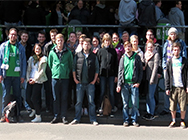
top-left (101, 95), bottom-right (112, 116)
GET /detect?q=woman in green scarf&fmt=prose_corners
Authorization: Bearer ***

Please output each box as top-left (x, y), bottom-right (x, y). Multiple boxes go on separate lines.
top-left (26, 43), bottom-right (48, 123)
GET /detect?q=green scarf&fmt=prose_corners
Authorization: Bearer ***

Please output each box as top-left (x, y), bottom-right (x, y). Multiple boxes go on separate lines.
top-left (33, 54), bottom-right (39, 65)
top-left (1, 41), bottom-right (20, 71)
top-left (112, 41), bottom-right (119, 48)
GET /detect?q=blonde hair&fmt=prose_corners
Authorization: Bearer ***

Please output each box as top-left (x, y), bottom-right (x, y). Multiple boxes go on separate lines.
top-left (130, 35), bottom-right (138, 42)
top-left (123, 41), bottom-right (132, 48)
top-left (101, 33), bottom-right (112, 48)
top-left (55, 33), bottom-right (64, 40)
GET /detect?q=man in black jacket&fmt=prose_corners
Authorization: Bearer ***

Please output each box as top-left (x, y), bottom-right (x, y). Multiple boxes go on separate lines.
top-left (70, 38), bottom-right (99, 126)
top-left (165, 42), bottom-right (188, 129)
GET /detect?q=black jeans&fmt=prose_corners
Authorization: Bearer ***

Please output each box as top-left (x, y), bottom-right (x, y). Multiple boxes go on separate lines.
top-left (26, 83), bottom-right (42, 115)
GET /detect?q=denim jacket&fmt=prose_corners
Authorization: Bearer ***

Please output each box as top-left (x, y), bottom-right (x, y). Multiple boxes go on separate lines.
top-left (0, 40), bottom-right (27, 79)
top-left (162, 39), bottom-right (187, 70)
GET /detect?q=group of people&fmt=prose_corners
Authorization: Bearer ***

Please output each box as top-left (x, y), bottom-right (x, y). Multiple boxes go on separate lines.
top-left (0, 25), bottom-right (187, 128)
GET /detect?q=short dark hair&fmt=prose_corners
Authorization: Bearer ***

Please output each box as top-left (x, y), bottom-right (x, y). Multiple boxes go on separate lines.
top-left (172, 42), bottom-right (181, 50)
top-left (153, 0), bottom-right (161, 5)
top-left (146, 29), bottom-right (154, 35)
top-left (20, 30), bottom-right (28, 36)
top-left (69, 31), bottom-right (76, 36)
top-left (175, 0), bottom-right (181, 5)
top-left (38, 30), bottom-right (46, 37)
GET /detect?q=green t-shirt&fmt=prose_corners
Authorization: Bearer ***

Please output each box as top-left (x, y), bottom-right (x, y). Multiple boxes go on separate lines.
top-left (124, 53), bottom-right (136, 84)
top-left (6, 44), bottom-right (20, 77)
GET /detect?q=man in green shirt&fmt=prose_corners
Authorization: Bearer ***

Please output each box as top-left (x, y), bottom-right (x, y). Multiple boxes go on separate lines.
top-left (116, 41), bottom-right (142, 127)
top-left (0, 28), bottom-right (27, 122)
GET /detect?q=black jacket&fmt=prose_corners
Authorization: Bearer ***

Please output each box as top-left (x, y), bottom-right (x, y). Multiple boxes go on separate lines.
top-left (75, 51), bottom-right (97, 83)
top-left (97, 47), bottom-right (118, 77)
top-left (68, 6), bottom-right (90, 24)
top-left (165, 57), bottom-right (188, 91)
top-left (117, 52), bottom-right (143, 87)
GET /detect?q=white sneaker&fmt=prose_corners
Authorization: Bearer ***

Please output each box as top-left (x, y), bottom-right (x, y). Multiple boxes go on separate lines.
top-left (31, 115), bottom-right (41, 123)
top-left (29, 109), bottom-right (36, 117)
top-left (92, 121), bottom-right (98, 126)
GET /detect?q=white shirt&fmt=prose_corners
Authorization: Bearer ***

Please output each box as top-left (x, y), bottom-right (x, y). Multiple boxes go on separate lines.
top-left (172, 56), bottom-right (183, 87)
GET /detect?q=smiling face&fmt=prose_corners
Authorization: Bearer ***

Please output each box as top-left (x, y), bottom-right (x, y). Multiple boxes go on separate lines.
top-left (112, 34), bottom-right (119, 43)
top-left (83, 41), bottom-right (91, 52)
top-left (92, 37), bottom-right (99, 48)
top-left (37, 33), bottom-right (46, 44)
top-left (56, 37), bottom-right (64, 48)
top-left (50, 32), bottom-right (57, 43)
top-left (124, 43), bottom-right (132, 53)
top-left (34, 44), bottom-right (42, 56)
top-left (9, 29), bottom-right (17, 44)
top-left (169, 32), bottom-right (177, 41)
top-left (122, 33), bottom-right (129, 43)
top-left (21, 33), bottom-right (29, 43)
top-left (146, 42), bottom-right (154, 52)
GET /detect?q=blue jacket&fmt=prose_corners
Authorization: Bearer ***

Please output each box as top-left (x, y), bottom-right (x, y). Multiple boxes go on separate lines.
top-left (162, 39), bottom-right (187, 70)
top-left (0, 40), bottom-right (27, 79)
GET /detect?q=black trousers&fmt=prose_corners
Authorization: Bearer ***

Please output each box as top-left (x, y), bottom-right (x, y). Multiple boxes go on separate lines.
top-left (26, 83), bottom-right (42, 115)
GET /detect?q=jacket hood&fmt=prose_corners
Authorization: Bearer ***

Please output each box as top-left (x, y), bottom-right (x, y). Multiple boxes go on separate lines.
top-left (169, 7), bottom-right (179, 15)
top-left (123, 0), bottom-right (131, 2)
top-left (96, 4), bottom-right (105, 9)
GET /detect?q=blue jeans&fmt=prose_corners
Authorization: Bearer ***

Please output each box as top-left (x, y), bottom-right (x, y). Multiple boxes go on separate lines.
top-left (75, 83), bottom-right (96, 122)
top-left (99, 76), bottom-right (115, 110)
top-left (121, 83), bottom-right (139, 123)
top-left (146, 83), bottom-right (157, 115)
top-left (1, 77), bottom-right (21, 116)
top-left (51, 79), bottom-right (69, 118)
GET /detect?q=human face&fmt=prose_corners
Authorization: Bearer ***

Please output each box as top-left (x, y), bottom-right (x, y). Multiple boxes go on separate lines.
top-left (79, 38), bottom-right (84, 45)
top-left (124, 43), bottom-right (132, 53)
top-left (173, 46), bottom-right (180, 57)
top-left (35, 45), bottom-right (42, 56)
top-left (56, 37), bottom-right (64, 48)
top-left (131, 38), bottom-right (138, 47)
top-left (146, 31), bottom-right (154, 40)
top-left (9, 30), bottom-right (17, 44)
top-left (103, 39), bottom-right (111, 47)
top-left (69, 33), bottom-right (77, 44)
top-left (112, 34), bottom-right (119, 43)
top-left (83, 41), bottom-right (91, 52)
top-left (21, 33), bottom-right (29, 43)
top-left (169, 32), bottom-right (177, 41)
top-left (176, 1), bottom-right (182, 10)
top-left (77, 0), bottom-right (83, 9)
top-left (92, 37), bottom-right (99, 48)
top-left (147, 43), bottom-right (154, 52)
top-left (50, 32), bottom-right (57, 43)
top-left (76, 31), bottom-right (82, 39)
top-left (37, 33), bottom-right (46, 44)
top-left (122, 33), bottom-right (129, 43)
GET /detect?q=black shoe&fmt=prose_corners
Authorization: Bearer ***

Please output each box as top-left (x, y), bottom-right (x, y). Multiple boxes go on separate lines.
top-left (143, 113), bottom-right (155, 121)
top-left (17, 116), bottom-right (24, 123)
top-left (160, 110), bottom-right (170, 115)
top-left (62, 117), bottom-right (68, 124)
top-left (51, 117), bottom-right (60, 124)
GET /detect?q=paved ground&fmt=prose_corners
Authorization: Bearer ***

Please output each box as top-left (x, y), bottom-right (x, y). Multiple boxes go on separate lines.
top-left (0, 123), bottom-right (188, 140)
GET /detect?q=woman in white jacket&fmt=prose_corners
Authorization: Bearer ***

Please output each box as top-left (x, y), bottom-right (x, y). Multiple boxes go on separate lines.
top-left (26, 43), bottom-right (47, 122)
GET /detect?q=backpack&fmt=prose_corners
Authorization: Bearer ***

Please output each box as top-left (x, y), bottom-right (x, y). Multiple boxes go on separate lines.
top-left (101, 95), bottom-right (112, 116)
top-left (3, 101), bottom-right (18, 123)
top-left (138, 0), bottom-right (156, 27)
